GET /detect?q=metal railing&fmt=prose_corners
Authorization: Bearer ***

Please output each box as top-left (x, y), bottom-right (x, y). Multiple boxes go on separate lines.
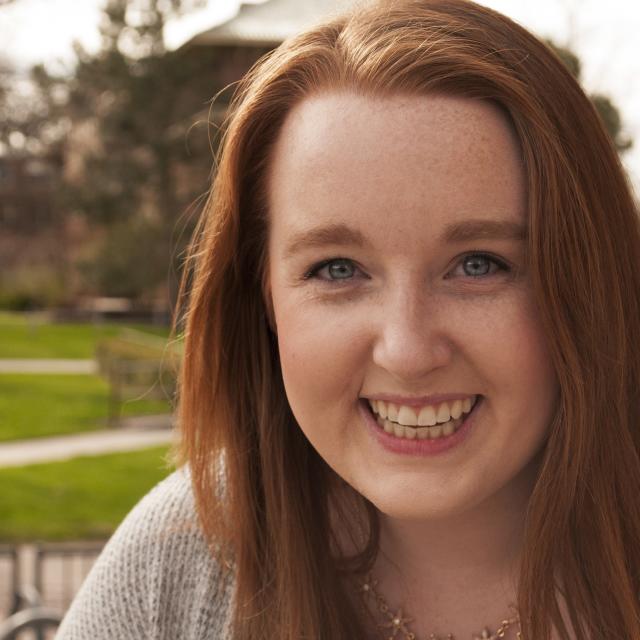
top-left (34, 541), bottom-right (104, 610)
top-left (0, 542), bottom-right (105, 640)
top-left (0, 608), bottom-right (63, 640)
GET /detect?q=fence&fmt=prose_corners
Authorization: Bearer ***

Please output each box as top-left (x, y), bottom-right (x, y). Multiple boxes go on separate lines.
top-left (0, 542), bottom-right (105, 640)
top-left (95, 330), bottom-right (179, 425)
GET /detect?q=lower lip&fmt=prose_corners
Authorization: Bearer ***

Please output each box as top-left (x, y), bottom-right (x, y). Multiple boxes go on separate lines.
top-left (358, 397), bottom-right (481, 456)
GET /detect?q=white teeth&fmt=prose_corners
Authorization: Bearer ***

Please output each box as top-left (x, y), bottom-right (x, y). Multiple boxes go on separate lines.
top-left (367, 396), bottom-right (478, 441)
top-left (370, 396), bottom-right (477, 425)
top-left (442, 421), bottom-right (455, 436)
top-left (375, 417), bottom-right (463, 441)
top-left (397, 405), bottom-right (418, 426)
top-left (436, 403), bottom-right (451, 423)
top-left (428, 424), bottom-right (442, 439)
top-left (418, 405), bottom-right (437, 426)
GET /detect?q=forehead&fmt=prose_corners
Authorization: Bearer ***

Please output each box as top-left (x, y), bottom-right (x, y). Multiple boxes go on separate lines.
top-left (266, 91), bottom-right (525, 241)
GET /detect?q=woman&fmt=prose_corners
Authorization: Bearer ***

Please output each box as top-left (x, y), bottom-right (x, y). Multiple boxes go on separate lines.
top-left (57, 1), bottom-right (640, 638)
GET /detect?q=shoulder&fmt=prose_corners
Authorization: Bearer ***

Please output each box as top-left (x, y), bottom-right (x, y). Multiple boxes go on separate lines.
top-left (56, 468), bottom-right (235, 640)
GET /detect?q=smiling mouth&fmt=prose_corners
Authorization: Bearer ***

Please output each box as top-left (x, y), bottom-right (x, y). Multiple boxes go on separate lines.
top-left (365, 395), bottom-right (481, 441)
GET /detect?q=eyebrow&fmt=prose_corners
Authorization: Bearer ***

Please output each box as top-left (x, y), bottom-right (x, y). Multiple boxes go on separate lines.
top-left (283, 218), bottom-right (527, 259)
top-left (443, 218), bottom-right (528, 243)
top-left (283, 223), bottom-right (368, 259)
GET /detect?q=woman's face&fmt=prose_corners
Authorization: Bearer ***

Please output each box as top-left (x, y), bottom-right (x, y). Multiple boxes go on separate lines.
top-left (265, 92), bottom-right (558, 521)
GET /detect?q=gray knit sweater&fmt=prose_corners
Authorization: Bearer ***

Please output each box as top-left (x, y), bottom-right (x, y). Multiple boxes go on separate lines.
top-left (56, 469), bottom-right (235, 639)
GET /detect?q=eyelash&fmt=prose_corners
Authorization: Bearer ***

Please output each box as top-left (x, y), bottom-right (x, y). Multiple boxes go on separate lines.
top-left (303, 253), bottom-right (511, 283)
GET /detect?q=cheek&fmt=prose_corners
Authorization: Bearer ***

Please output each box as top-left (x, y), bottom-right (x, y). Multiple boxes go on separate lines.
top-left (510, 294), bottom-right (556, 385)
top-left (483, 292), bottom-right (558, 422)
top-left (274, 297), bottom-right (368, 425)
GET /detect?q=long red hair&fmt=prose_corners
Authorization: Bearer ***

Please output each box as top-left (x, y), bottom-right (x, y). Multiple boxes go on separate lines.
top-left (177, 1), bottom-right (640, 637)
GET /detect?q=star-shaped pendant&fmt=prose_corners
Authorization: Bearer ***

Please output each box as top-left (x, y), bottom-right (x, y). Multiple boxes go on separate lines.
top-left (379, 609), bottom-right (414, 637)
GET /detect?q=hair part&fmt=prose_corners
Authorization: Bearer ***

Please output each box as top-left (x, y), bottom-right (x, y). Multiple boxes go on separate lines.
top-left (176, 1), bottom-right (640, 638)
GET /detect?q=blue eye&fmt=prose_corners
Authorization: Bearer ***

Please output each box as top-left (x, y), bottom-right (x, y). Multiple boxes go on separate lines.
top-left (454, 253), bottom-right (509, 278)
top-left (305, 258), bottom-right (358, 281)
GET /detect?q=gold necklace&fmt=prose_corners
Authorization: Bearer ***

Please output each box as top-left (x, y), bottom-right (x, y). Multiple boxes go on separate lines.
top-left (356, 574), bottom-right (523, 640)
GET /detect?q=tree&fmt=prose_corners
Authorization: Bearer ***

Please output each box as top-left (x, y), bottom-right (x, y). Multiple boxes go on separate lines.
top-left (26, 0), bottom-right (227, 303)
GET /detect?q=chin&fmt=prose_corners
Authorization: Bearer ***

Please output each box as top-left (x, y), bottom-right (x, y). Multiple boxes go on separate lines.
top-left (363, 484), bottom-right (476, 523)
top-left (375, 501), bottom-right (463, 523)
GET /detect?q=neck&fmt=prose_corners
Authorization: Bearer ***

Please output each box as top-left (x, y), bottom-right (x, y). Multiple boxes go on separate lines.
top-left (367, 462), bottom-right (538, 639)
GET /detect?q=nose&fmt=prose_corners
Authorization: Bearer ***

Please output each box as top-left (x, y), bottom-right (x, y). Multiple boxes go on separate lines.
top-left (371, 286), bottom-right (453, 383)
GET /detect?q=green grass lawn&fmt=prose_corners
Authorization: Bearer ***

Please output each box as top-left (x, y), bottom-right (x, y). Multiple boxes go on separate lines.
top-left (0, 447), bottom-right (173, 542)
top-left (0, 374), bottom-right (173, 441)
top-left (0, 311), bottom-right (170, 359)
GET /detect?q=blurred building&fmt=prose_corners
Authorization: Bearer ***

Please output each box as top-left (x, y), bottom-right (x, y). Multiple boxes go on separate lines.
top-left (172, 0), bottom-right (360, 121)
top-left (0, 154), bottom-right (59, 235)
top-left (0, 153), bottom-right (70, 309)
top-left (177, 0), bottom-right (359, 49)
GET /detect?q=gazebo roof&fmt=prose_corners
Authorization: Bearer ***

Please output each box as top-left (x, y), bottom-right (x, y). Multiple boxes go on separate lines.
top-left (183, 0), bottom-right (360, 48)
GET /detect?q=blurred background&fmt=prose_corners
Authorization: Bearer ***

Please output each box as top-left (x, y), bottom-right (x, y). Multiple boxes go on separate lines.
top-left (0, 0), bottom-right (637, 636)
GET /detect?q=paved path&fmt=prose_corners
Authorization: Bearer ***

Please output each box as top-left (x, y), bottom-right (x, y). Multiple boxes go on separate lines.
top-left (0, 359), bottom-right (97, 374)
top-left (0, 415), bottom-right (175, 468)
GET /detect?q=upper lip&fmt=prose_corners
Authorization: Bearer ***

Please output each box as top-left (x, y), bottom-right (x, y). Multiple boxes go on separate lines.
top-left (362, 393), bottom-right (478, 408)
